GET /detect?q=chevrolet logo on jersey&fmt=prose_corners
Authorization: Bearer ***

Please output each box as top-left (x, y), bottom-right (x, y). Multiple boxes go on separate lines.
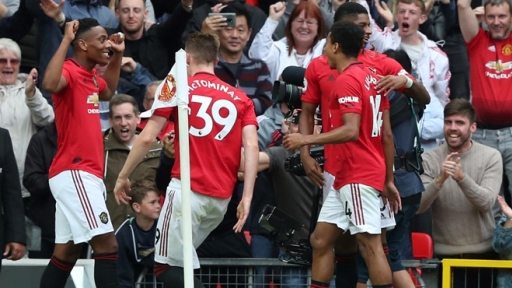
top-left (87, 93), bottom-right (99, 106)
top-left (485, 60), bottom-right (512, 73)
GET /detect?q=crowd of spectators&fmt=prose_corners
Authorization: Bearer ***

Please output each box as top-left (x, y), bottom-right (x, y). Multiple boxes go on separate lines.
top-left (1, 0), bottom-right (512, 286)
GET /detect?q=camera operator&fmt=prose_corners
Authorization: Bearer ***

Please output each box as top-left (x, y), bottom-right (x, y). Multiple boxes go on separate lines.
top-left (240, 110), bottom-right (323, 287)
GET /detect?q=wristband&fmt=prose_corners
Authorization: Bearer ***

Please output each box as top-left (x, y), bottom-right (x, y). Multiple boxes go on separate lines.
top-left (404, 76), bottom-right (413, 89)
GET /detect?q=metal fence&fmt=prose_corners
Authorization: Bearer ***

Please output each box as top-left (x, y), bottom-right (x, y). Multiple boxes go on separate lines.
top-left (136, 258), bottom-right (440, 288)
top-left (441, 259), bottom-right (512, 288)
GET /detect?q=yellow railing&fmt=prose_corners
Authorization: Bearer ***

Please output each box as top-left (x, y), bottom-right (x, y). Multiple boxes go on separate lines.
top-left (442, 259), bottom-right (512, 288)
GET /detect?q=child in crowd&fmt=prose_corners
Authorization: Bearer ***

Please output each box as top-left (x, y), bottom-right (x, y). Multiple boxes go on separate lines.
top-left (116, 179), bottom-right (161, 288)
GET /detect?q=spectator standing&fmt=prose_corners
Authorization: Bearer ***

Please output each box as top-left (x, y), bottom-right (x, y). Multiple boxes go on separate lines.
top-left (458, 0), bottom-right (512, 202)
top-left (369, 0), bottom-right (451, 151)
top-left (419, 99), bottom-right (502, 288)
top-left (22, 122), bottom-right (57, 259)
top-left (493, 195), bottom-right (512, 288)
top-left (0, 38), bottom-right (54, 203)
top-left (249, 1), bottom-right (326, 81)
top-left (114, 32), bottom-right (259, 288)
top-left (104, 94), bottom-right (162, 231)
top-left (116, 179), bottom-right (161, 288)
top-left (202, 2), bottom-right (273, 116)
top-left (0, 128), bottom-right (26, 272)
top-left (40, 18), bottom-right (124, 288)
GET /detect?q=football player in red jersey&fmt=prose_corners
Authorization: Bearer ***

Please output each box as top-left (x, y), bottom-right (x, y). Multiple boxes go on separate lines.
top-left (113, 32), bottom-right (259, 288)
top-left (297, 3), bottom-right (430, 287)
top-left (284, 21), bottom-right (399, 288)
top-left (40, 18), bottom-right (125, 288)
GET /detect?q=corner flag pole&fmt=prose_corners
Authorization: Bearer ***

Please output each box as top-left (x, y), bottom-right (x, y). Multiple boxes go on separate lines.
top-left (175, 49), bottom-right (194, 287)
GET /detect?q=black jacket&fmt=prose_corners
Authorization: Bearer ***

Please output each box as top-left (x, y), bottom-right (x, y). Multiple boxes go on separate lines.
top-left (0, 128), bottom-right (26, 252)
top-left (107, 4), bottom-right (193, 80)
top-left (0, 0), bottom-right (34, 42)
top-left (23, 123), bottom-right (57, 241)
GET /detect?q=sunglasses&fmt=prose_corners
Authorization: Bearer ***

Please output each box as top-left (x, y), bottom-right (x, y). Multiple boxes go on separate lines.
top-left (0, 58), bottom-right (20, 65)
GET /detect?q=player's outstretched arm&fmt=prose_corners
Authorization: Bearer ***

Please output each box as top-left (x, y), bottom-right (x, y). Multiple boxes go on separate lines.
top-left (114, 115), bottom-right (166, 205)
top-left (284, 112), bottom-right (361, 150)
top-left (234, 124), bottom-right (258, 233)
top-left (42, 21), bottom-right (77, 94)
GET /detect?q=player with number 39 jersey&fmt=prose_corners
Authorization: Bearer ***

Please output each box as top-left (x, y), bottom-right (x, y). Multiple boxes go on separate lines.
top-left (153, 72), bottom-right (257, 199)
top-left (329, 63), bottom-right (389, 191)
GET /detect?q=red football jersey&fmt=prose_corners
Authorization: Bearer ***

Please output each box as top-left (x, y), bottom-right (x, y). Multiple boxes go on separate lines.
top-left (153, 72), bottom-right (257, 199)
top-left (302, 51), bottom-right (410, 174)
top-left (49, 59), bottom-right (107, 179)
top-left (467, 29), bottom-right (512, 126)
top-left (138, 118), bottom-right (175, 140)
top-left (329, 63), bottom-right (389, 191)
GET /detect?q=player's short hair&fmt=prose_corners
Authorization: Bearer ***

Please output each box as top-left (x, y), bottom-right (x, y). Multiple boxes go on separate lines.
top-left (222, 1), bottom-right (252, 28)
top-left (72, 18), bottom-right (102, 46)
top-left (0, 38), bottom-right (21, 59)
top-left (185, 32), bottom-right (220, 65)
top-left (128, 179), bottom-right (159, 207)
top-left (109, 94), bottom-right (140, 118)
top-left (383, 49), bottom-right (412, 73)
top-left (333, 2), bottom-right (369, 23)
top-left (329, 21), bottom-right (365, 58)
top-left (484, 0), bottom-right (512, 14)
top-left (396, 0), bottom-right (426, 13)
top-left (444, 99), bottom-right (476, 124)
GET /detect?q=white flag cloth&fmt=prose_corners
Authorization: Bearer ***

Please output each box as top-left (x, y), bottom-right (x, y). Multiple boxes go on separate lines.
top-left (140, 50), bottom-right (189, 118)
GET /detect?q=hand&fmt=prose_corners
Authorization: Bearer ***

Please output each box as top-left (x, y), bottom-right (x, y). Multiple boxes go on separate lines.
top-left (282, 133), bottom-right (307, 150)
top-left (144, 20), bottom-right (155, 31)
top-left (201, 15), bottom-right (227, 33)
top-left (497, 195), bottom-right (512, 219)
top-left (438, 152), bottom-right (457, 184)
top-left (25, 68), bottom-right (38, 98)
top-left (163, 132), bottom-right (175, 158)
top-left (64, 20), bottom-right (78, 42)
top-left (382, 181), bottom-right (401, 213)
top-left (425, 0), bottom-right (436, 14)
top-left (376, 75), bottom-right (408, 96)
top-left (210, 3), bottom-right (226, 13)
top-left (4, 242), bottom-right (25, 260)
top-left (280, 119), bottom-right (289, 134)
top-left (374, 1), bottom-right (394, 28)
top-left (121, 57), bottom-right (137, 73)
top-left (442, 152), bottom-right (465, 182)
top-left (237, 171), bottom-right (244, 181)
top-left (40, 0), bottom-right (64, 21)
top-left (473, 6), bottom-right (484, 23)
top-left (109, 32), bottom-right (125, 53)
top-left (301, 153), bottom-right (325, 188)
top-left (233, 197), bottom-right (251, 232)
top-left (269, 1), bottom-right (286, 21)
top-left (182, 0), bottom-right (193, 9)
top-left (114, 177), bottom-right (132, 205)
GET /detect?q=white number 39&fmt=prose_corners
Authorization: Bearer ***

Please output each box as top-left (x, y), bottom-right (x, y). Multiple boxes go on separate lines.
top-left (189, 95), bottom-right (238, 140)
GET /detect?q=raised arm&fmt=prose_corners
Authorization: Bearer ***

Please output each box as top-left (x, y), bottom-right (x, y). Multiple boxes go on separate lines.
top-left (99, 33), bottom-right (125, 101)
top-left (42, 21), bottom-right (77, 94)
top-left (457, 0), bottom-right (479, 42)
